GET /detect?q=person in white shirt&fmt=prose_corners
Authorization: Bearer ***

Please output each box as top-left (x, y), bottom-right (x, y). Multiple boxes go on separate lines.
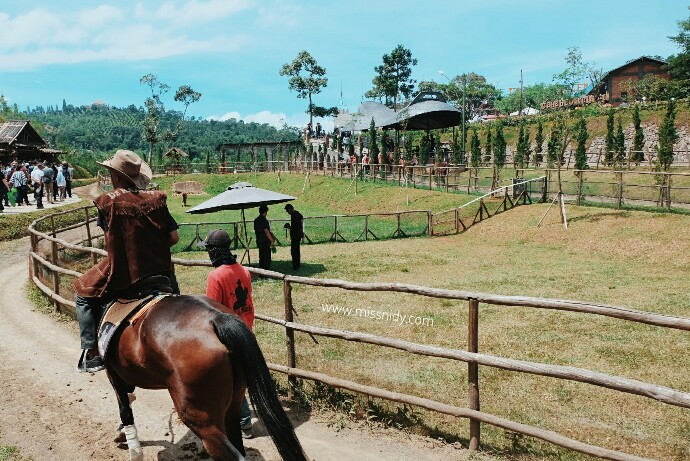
top-left (30, 163), bottom-right (45, 209)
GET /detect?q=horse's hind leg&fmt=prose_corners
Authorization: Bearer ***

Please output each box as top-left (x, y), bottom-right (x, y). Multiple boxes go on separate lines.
top-left (106, 369), bottom-right (143, 461)
top-left (170, 387), bottom-right (246, 461)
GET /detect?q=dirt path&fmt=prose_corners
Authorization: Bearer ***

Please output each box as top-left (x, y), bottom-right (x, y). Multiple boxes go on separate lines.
top-left (0, 235), bottom-right (484, 461)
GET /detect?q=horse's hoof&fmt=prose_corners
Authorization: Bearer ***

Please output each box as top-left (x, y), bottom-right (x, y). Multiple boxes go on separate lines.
top-left (114, 431), bottom-right (126, 444)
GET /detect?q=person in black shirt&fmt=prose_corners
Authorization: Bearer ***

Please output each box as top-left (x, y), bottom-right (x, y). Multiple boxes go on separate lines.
top-left (0, 169), bottom-right (8, 212)
top-left (253, 204), bottom-right (275, 270)
top-left (284, 204), bottom-right (304, 270)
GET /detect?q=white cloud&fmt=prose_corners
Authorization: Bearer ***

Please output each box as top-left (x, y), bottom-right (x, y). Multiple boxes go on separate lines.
top-left (153, 0), bottom-right (254, 26)
top-left (206, 110), bottom-right (333, 131)
top-left (257, 1), bottom-right (302, 28)
top-left (0, 2), bottom-right (252, 71)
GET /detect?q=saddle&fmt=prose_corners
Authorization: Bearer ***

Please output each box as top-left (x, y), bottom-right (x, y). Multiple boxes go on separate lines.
top-left (97, 275), bottom-right (175, 358)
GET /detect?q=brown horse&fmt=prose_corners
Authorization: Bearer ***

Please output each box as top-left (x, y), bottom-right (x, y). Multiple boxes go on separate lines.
top-left (105, 294), bottom-right (308, 461)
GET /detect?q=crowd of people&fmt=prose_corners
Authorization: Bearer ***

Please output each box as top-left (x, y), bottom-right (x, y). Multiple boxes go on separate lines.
top-left (0, 159), bottom-right (74, 212)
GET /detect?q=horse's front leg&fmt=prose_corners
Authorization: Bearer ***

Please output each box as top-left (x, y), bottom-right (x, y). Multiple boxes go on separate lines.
top-left (106, 369), bottom-right (143, 461)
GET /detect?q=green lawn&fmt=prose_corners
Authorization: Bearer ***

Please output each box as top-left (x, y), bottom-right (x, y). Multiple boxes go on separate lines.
top-left (171, 202), bottom-right (690, 460)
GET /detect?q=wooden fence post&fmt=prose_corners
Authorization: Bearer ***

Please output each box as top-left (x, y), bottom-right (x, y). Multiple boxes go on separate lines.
top-left (667, 174), bottom-right (673, 210)
top-left (596, 148), bottom-right (602, 170)
top-left (468, 298), bottom-right (480, 451)
top-left (283, 280), bottom-right (297, 399)
top-left (616, 172), bottom-right (623, 209)
top-left (577, 171), bottom-right (583, 206)
top-left (50, 215), bottom-right (60, 312)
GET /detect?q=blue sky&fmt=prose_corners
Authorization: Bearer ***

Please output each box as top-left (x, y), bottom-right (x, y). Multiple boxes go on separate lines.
top-left (0, 1), bottom-right (687, 129)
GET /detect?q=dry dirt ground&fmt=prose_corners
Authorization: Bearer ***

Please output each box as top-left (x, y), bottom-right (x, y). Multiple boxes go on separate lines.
top-left (0, 197), bottom-right (489, 461)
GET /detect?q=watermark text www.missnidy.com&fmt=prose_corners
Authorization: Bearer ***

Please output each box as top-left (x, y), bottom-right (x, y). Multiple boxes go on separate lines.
top-left (321, 304), bottom-right (434, 327)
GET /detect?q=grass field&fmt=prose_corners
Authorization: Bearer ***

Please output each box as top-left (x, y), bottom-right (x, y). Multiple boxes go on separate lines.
top-left (25, 173), bottom-right (690, 459)
top-left (172, 199), bottom-right (690, 460)
top-left (154, 172), bottom-right (483, 252)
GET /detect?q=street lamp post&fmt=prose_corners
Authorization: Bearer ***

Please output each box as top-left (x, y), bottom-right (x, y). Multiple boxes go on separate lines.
top-left (439, 70), bottom-right (466, 163)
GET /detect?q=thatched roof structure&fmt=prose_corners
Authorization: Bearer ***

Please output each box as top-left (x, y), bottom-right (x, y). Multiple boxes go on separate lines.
top-left (164, 147), bottom-right (189, 158)
top-left (0, 120), bottom-right (62, 163)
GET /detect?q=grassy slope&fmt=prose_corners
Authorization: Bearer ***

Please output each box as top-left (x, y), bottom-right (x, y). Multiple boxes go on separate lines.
top-left (174, 201), bottom-right (690, 460)
top-left (156, 172), bottom-right (480, 252)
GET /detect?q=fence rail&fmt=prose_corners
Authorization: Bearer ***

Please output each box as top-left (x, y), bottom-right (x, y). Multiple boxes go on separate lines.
top-left (26, 207), bottom-right (690, 461)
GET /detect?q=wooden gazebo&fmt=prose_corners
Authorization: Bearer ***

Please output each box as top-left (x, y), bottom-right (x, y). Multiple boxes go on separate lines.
top-left (0, 120), bottom-right (62, 164)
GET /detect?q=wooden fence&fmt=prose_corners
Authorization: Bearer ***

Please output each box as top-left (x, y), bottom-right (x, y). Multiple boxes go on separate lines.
top-left (27, 206), bottom-right (690, 461)
top-left (174, 177), bottom-right (546, 253)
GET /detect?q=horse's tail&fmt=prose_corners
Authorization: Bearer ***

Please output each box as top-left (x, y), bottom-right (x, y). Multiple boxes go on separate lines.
top-left (212, 313), bottom-right (308, 461)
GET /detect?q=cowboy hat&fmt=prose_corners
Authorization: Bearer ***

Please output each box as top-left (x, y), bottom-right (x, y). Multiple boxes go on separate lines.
top-left (98, 150), bottom-right (152, 190)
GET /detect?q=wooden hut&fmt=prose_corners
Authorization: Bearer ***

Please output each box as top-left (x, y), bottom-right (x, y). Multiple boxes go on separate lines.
top-left (0, 120), bottom-right (62, 164)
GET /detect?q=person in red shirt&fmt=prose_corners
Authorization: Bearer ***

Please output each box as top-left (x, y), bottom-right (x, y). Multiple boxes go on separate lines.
top-left (198, 229), bottom-right (255, 437)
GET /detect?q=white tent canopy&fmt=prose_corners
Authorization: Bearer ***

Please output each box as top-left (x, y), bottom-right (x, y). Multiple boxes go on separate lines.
top-left (509, 107), bottom-right (539, 116)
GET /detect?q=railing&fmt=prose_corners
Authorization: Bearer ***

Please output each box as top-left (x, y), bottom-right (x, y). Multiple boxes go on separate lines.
top-left (26, 207), bottom-right (690, 461)
top-left (513, 168), bottom-right (690, 209)
top-left (431, 176), bottom-right (546, 236)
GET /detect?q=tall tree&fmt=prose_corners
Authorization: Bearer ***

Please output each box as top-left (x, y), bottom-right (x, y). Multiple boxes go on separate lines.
top-left (421, 73), bottom-right (501, 120)
top-left (534, 121), bottom-right (544, 167)
top-left (547, 125), bottom-right (561, 169)
top-left (469, 128), bottom-right (481, 168)
top-left (366, 45), bottom-right (417, 110)
top-left (656, 99), bottom-right (678, 171)
top-left (140, 73), bottom-right (170, 164)
top-left (552, 47), bottom-right (604, 98)
top-left (380, 129), bottom-right (389, 166)
top-left (515, 123), bottom-right (530, 174)
top-left (494, 83), bottom-right (563, 114)
top-left (492, 123), bottom-right (506, 189)
top-left (665, 8), bottom-right (690, 97)
top-left (574, 115), bottom-right (589, 170)
top-left (632, 104), bottom-right (645, 164)
top-left (604, 108), bottom-right (615, 165)
top-left (614, 118), bottom-right (626, 167)
top-left (368, 118), bottom-right (379, 161)
top-left (279, 51), bottom-right (337, 127)
top-left (484, 126), bottom-right (493, 165)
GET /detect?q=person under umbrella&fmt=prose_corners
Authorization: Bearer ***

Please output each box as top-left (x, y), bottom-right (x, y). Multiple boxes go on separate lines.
top-left (253, 204), bottom-right (276, 270)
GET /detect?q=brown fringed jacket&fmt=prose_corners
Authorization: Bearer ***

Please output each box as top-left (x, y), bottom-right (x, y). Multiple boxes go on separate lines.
top-left (73, 189), bottom-right (172, 298)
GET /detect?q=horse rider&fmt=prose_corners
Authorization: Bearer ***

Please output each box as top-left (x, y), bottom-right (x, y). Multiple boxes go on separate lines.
top-left (73, 149), bottom-right (180, 373)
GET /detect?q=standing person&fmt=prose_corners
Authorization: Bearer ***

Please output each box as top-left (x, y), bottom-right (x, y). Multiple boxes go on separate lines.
top-left (283, 204), bottom-right (304, 271)
top-left (10, 164), bottom-right (30, 206)
top-left (198, 229), bottom-right (256, 438)
top-left (72, 149), bottom-right (180, 373)
top-left (56, 165), bottom-right (67, 201)
top-left (51, 163), bottom-right (59, 202)
top-left (0, 166), bottom-right (9, 213)
top-left (362, 152), bottom-right (370, 175)
top-left (62, 162), bottom-right (73, 198)
top-left (253, 203), bottom-right (275, 270)
top-left (30, 162), bottom-right (45, 209)
top-left (42, 162), bottom-right (54, 204)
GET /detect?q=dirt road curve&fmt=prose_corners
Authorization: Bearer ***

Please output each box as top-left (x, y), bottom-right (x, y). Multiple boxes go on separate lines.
top-left (0, 238), bottom-right (479, 461)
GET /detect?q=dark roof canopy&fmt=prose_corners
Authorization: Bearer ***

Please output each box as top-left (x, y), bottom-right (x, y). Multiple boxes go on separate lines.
top-left (379, 91), bottom-right (461, 131)
top-left (164, 147), bottom-right (189, 158)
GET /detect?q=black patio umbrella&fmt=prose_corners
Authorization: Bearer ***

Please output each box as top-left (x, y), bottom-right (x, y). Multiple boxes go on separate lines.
top-left (379, 99), bottom-right (461, 131)
top-left (187, 181), bottom-right (295, 264)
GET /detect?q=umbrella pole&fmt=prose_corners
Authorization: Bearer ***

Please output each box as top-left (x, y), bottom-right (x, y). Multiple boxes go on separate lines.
top-left (242, 208), bottom-right (251, 265)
